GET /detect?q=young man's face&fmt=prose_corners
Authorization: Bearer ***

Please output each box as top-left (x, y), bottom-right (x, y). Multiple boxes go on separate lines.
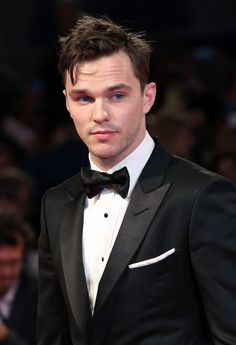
top-left (0, 243), bottom-right (24, 297)
top-left (64, 51), bottom-right (156, 169)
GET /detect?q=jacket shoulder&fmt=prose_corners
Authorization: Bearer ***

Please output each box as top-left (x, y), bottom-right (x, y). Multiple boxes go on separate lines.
top-left (169, 155), bottom-right (221, 184)
top-left (166, 155), bottom-right (236, 198)
top-left (45, 171), bottom-right (82, 199)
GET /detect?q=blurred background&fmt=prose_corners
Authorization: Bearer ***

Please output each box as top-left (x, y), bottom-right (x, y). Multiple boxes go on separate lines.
top-left (0, 0), bottom-right (236, 240)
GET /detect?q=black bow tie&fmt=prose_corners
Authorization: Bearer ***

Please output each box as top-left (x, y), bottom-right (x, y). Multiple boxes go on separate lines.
top-left (80, 166), bottom-right (130, 199)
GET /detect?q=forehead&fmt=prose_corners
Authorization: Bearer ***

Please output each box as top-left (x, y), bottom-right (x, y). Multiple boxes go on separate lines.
top-left (65, 51), bottom-right (139, 89)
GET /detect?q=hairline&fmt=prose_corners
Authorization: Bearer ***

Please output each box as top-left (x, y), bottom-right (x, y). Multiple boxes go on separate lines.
top-left (63, 49), bottom-right (145, 93)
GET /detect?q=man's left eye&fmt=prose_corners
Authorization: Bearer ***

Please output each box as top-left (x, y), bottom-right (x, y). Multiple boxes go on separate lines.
top-left (110, 93), bottom-right (125, 101)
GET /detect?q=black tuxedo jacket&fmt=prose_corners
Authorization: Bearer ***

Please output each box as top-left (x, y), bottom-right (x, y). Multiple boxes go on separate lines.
top-left (4, 271), bottom-right (38, 345)
top-left (38, 139), bottom-right (236, 345)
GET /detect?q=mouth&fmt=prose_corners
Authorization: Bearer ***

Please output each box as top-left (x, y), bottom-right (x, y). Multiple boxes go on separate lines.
top-left (91, 130), bottom-right (117, 140)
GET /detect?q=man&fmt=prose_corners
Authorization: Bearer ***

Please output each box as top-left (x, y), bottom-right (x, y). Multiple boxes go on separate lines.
top-left (0, 210), bottom-right (38, 345)
top-left (38, 16), bottom-right (236, 345)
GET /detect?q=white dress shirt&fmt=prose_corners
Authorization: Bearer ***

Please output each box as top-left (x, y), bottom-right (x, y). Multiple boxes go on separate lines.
top-left (82, 132), bottom-right (155, 312)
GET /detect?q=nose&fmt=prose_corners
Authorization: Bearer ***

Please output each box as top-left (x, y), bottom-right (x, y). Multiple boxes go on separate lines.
top-left (92, 99), bottom-right (109, 123)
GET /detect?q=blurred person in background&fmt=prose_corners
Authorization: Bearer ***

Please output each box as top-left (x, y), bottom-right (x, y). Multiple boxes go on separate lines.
top-left (147, 107), bottom-right (196, 161)
top-left (0, 168), bottom-right (37, 225)
top-left (0, 210), bottom-right (38, 345)
top-left (213, 119), bottom-right (236, 156)
top-left (0, 168), bottom-right (39, 276)
top-left (0, 135), bottom-right (25, 172)
top-left (1, 82), bottom-right (46, 155)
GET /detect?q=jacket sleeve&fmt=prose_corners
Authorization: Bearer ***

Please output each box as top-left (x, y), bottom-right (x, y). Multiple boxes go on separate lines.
top-left (189, 177), bottom-right (236, 344)
top-left (37, 192), bottom-right (73, 345)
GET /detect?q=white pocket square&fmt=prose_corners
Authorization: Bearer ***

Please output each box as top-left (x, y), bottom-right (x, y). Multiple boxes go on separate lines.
top-left (128, 248), bottom-right (175, 269)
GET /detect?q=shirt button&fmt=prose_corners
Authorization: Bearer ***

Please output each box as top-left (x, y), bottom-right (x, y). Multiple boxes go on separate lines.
top-left (104, 213), bottom-right (108, 218)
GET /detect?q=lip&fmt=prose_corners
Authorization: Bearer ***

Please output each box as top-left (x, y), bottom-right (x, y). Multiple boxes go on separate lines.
top-left (92, 130), bottom-right (116, 140)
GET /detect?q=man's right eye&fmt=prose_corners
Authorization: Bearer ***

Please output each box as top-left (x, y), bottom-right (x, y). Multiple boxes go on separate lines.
top-left (77, 95), bottom-right (94, 104)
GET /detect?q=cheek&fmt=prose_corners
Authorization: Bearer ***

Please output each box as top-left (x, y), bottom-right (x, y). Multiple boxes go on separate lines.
top-left (70, 114), bottom-right (88, 140)
top-left (114, 101), bottom-right (142, 122)
top-left (69, 108), bottom-right (85, 127)
top-left (124, 103), bottom-right (145, 126)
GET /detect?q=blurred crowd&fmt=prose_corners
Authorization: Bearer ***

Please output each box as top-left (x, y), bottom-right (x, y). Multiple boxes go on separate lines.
top-left (148, 45), bottom-right (236, 181)
top-left (0, 1), bottom-right (236, 343)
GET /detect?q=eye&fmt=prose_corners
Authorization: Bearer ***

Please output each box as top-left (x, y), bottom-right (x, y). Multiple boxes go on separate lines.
top-left (77, 95), bottom-right (94, 104)
top-left (110, 93), bottom-right (125, 101)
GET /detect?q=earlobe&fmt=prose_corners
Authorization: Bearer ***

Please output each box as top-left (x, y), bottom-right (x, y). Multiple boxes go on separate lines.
top-left (143, 82), bottom-right (156, 114)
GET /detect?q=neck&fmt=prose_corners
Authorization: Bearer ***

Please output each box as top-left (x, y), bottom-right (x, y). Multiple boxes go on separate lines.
top-left (90, 132), bottom-right (147, 171)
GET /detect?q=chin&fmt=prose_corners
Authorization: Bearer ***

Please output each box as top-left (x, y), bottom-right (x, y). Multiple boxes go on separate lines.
top-left (92, 148), bottom-right (116, 159)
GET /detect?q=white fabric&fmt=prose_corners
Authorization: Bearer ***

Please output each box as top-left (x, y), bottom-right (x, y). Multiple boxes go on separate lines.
top-left (82, 131), bottom-right (155, 312)
top-left (128, 248), bottom-right (175, 269)
top-left (0, 282), bottom-right (19, 321)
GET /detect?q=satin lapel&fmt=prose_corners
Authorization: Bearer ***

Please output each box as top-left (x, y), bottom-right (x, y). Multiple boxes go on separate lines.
top-left (93, 180), bottom-right (170, 317)
top-left (60, 192), bottom-right (92, 338)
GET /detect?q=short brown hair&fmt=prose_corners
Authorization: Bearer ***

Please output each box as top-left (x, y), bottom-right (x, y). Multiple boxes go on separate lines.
top-left (0, 210), bottom-right (35, 252)
top-left (58, 16), bottom-right (152, 90)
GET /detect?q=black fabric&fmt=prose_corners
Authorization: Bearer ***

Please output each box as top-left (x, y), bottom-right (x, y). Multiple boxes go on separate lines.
top-left (80, 167), bottom-right (130, 199)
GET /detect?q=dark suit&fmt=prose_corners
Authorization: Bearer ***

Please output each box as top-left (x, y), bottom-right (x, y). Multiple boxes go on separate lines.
top-left (3, 271), bottom-right (38, 345)
top-left (38, 139), bottom-right (236, 345)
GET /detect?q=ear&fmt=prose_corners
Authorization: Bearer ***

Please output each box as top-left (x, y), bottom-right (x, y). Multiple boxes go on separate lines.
top-left (63, 89), bottom-right (70, 112)
top-left (143, 82), bottom-right (156, 115)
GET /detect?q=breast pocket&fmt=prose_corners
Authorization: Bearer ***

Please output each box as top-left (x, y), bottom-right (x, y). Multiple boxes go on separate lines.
top-left (125, 249), bottom-right (179, 286)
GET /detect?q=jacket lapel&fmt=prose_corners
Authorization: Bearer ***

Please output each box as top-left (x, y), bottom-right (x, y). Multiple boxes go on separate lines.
top-left (93, 140), bottom-right (172, 317)
top-left (60, 186), bottom-right (92, 339)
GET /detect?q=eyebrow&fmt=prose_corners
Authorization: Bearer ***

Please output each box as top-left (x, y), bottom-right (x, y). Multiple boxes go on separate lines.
top-left (68, 83), bottom-right (131, 97)
top-left (106, 83), bottom-right (131, 92)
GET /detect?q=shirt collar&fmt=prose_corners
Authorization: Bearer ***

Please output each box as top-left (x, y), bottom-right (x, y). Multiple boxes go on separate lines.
top-left (89, 131), bottom-right (155, 198)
